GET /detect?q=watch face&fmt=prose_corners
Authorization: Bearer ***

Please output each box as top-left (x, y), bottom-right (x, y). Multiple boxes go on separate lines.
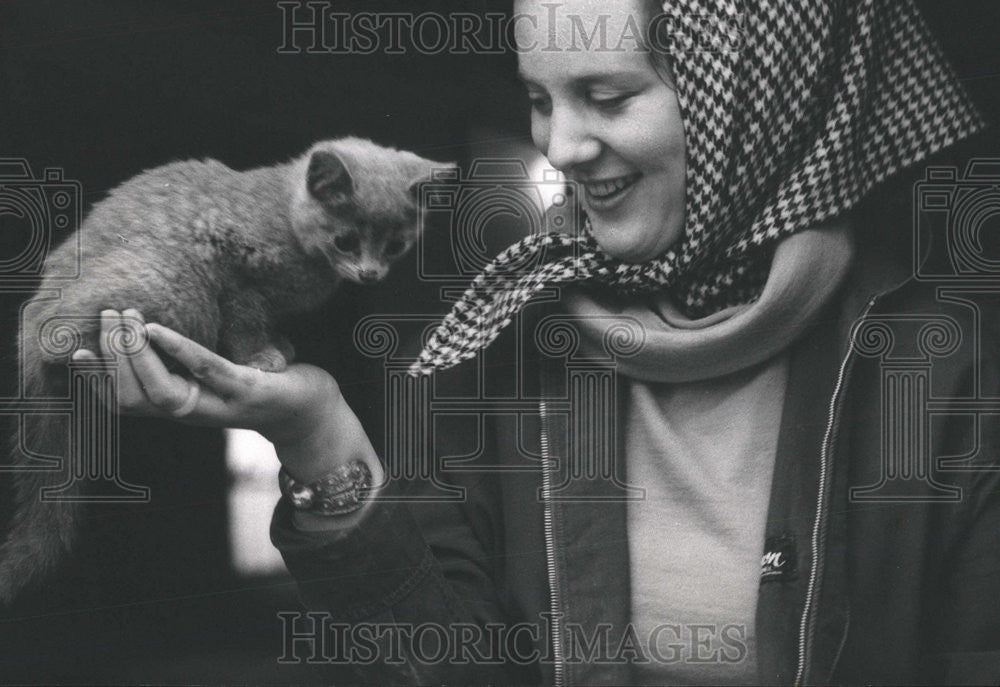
top-left (281, 461), bottom-right (372, 516)
top-left (289, 484), bottom-right (316, 510)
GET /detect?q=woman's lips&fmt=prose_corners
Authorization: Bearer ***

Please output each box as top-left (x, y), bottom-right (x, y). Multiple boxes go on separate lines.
top-left (581, 172), bottom-right (642, 211)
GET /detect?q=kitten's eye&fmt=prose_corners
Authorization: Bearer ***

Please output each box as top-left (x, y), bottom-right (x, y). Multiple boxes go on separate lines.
top-left (334, 233), bottom-right (360, 253)
top-left (384, 240), bottom-right (407, 258)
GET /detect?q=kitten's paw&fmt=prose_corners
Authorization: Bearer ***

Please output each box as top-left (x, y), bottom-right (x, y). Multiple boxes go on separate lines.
top-left (241, 347), bottom-right (288, 373)
top-left (271, 335), bottom-right (296, 365)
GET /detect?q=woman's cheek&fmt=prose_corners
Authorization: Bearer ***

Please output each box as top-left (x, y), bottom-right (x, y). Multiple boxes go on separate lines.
top-left (530, 115), bottom-right (550, 160)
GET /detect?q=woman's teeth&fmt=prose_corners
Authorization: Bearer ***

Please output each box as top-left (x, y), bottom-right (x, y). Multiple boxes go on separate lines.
top-left (584, 174), bottom-right (640, 202)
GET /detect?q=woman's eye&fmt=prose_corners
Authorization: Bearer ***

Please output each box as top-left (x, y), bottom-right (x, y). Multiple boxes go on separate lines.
top-left (384, 240), bottom-right (406, 257)
top-left (334, 233), bottom-right (360, 253)
top-left (589, 93), bottom-right (632, 111)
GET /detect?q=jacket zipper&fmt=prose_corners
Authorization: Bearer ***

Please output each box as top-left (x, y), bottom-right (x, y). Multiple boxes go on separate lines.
top-left (794, 296), bottom-right (878, 685)
top-left (540, 399), bottom-right (566, 687)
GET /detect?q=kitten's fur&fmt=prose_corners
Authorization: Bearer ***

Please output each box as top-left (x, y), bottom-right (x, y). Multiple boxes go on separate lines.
top-left (1, 137), bottom-right (446, 604)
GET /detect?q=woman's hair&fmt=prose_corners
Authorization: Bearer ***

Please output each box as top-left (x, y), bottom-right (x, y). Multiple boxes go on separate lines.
top-left (641, 0), bottom-right (679, 88)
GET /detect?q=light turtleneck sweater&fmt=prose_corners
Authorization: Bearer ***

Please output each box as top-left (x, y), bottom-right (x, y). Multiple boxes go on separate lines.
top-left (560, 221), bottom-right (854, 684)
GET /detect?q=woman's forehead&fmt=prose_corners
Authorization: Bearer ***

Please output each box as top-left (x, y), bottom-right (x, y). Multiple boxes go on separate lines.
top-left (514, 0), bottom-right (655, 83)
top-left (514, 0), bottom-right (651, 50)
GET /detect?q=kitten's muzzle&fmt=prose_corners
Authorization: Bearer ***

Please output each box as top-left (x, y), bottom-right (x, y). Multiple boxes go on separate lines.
top-left (357, 269), bottom-right (382, 284)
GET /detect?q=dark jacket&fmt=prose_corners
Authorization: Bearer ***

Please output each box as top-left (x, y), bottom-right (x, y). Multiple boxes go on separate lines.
top-left (270, 202), bottom-right (1000, 685)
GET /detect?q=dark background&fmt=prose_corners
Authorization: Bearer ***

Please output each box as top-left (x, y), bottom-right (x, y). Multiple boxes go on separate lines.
top-left (0, 1), bottom-right (998, 683)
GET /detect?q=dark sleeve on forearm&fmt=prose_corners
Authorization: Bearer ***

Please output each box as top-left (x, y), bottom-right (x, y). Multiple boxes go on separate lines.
top-left (269, 474), bottom-right (529, 684)
top-left (270, 496), bottom-right (436, 617)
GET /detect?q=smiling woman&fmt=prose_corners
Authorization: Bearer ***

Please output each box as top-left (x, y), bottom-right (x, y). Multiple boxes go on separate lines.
top-left (276, 2), bottom-right (991, 685)
top-left (410, 0), bottom-right (984, 376)
top-left (516, 0), bottom-right (687, 263)
top-left (43, 0), bottom-right (999, 685)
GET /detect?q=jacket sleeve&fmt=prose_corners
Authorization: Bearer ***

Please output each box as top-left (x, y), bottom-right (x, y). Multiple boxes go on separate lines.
top-left (269, 465), bottom-right (535, 685)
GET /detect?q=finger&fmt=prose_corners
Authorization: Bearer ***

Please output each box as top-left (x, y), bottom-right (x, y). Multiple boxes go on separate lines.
top-left (105, 328), bottom-right (241, 425)
top-left (145, 323), bottom-right (257, 400)
top-left (141, 323), bottom-right (261, 423)
top-left (122, 309), bottom-right (223, 418)
top-left (100, 309), bottom-right (149, 412)
top-left (117, 309), bottom-right (195, 416)
top-left (121, 317), bottom-right (181, 392)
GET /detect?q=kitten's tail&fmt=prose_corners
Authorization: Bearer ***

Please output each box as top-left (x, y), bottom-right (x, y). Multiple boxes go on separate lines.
top-left (0, 350), bottom-right (80, 606)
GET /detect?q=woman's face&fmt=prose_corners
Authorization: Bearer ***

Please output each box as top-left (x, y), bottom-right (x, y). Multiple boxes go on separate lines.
top-left (515, 0), bottom-right (687, 262)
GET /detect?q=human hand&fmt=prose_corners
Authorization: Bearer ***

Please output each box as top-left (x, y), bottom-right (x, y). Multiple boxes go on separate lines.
top-left (75, 309), bottom-right (380, 486)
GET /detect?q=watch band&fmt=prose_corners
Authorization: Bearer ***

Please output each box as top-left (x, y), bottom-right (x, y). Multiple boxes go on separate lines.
top-left (278, 460), bottom-right (373, 516)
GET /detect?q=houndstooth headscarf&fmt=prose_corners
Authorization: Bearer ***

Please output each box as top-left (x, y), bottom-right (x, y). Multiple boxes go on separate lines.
top-left (409, 0), bottom-right (984, 376)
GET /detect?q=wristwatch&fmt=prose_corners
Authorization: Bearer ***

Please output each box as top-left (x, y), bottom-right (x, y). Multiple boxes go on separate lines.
top-left (278, 460), bottom-right (373, 516)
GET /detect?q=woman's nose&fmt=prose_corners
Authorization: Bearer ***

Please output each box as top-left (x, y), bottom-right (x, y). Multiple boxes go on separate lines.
top-left (542, 106), bottom-right (600, 172)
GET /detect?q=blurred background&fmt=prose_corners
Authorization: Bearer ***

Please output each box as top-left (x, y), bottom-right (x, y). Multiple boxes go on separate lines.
top-left (0, 0), bottom-right (998, 683)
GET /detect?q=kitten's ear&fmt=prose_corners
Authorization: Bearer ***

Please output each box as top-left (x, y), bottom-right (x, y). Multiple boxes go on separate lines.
top-left (408, 161), bottom-right (457, 202)
top-left (307, 150), bottom-right (354, 202)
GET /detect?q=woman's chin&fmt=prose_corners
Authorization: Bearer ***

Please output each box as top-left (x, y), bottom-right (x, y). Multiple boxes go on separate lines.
top-left (588, 213), bottom-right (684, 263)
top-left (601, 246), bottom-right (659, 263)
top-left (589, 229), bottom-right (660, 263)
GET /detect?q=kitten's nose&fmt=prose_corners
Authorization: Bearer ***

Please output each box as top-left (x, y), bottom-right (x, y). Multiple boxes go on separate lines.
top-left (357, 269), bottom-right (381, 284)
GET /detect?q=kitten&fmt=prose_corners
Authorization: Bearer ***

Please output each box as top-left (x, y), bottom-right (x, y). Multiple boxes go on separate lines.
top-left (1, 137), bottom-right (448, 604)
